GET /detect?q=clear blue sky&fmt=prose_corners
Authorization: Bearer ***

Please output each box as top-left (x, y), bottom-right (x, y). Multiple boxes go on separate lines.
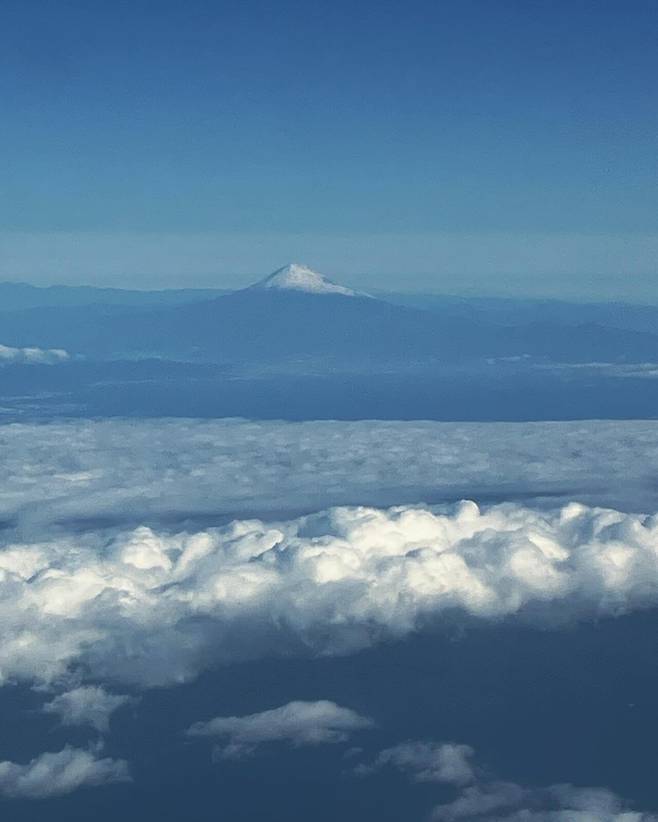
top-left (1, 0), bottom-right (657, 297)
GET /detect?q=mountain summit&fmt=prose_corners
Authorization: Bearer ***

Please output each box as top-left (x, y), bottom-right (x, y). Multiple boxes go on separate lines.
top-left (251, 263), bottom-right (361, 297)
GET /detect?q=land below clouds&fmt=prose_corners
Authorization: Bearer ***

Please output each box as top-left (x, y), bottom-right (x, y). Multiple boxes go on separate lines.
top-left (2, 357), bottom-right (658, 422)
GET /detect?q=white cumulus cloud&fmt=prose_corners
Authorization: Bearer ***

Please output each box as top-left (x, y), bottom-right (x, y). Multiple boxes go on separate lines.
top-left (0, 343), bottom-right (69, 365)
top-left (0, 746), bottom-right (129, 799)
top-left (2, 501), bottom-right (658, 687)
top-left (187, 700), bottom-right (374, 759)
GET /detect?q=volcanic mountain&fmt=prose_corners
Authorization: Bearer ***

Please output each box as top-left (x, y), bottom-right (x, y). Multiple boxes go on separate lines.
top-left (249, 263), bottom-right (364, 297)
top-left (2, 264), bottom-right (658, 367)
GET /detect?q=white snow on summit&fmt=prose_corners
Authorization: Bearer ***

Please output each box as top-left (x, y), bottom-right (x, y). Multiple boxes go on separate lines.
top-left (252, 264), bottom-right (361, 296)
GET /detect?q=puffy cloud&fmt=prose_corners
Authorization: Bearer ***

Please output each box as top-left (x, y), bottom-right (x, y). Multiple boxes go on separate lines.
top-left (187, 700), bottom-right (374, 759)
top-left (0, 343), bottom-right (69, 365)
top-left (355, 741), bottom-right (475, 785)
top-left (359, 739), bottom-right (656, 821)
top-left (2, 418), bottom-right (658, 537)
top-left (0, 746), bottom-right (129, 799)
top-left (43, 686), bottom-right (135, 733)
top-left (2, 500), bottom-right (658, 687)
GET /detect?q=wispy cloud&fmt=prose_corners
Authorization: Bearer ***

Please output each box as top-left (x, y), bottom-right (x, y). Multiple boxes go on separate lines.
top-left (355, 741), bottom-right (475, 785)
top-left (0, 747), bottom-right (129, 799)
top-left (43, 686), bottom-right (136, 734)
top-left (357, 739), bottom-right (657, 821)
top-left (188, 701), bottom-right (373, 759)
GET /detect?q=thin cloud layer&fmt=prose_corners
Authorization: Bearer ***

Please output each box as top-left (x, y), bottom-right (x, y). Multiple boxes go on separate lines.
top-left (0, 343), bottom-right (69, 365)
top-left (0, 746), bottom-right (129, 799)
top-left (187, 700), bottom-right (374, 759)
top-left (3, 500), bottom-right (658, 687)
top-left (2, 419), bottom-right (658, 537)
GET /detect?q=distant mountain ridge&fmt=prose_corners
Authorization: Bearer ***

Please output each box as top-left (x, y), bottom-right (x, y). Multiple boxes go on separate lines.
top-left (0, 281), bottom-right (228, 311)
top-left (3, 269), bottom-right (657, 334)
top-left (383, 292), bottom-right (658, 335)
top-left (1, 264), bottom-right (658, 367)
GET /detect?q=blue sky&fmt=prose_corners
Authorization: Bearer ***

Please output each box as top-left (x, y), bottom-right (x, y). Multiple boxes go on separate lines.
top-left (1, 0), bottom-right (657, 296)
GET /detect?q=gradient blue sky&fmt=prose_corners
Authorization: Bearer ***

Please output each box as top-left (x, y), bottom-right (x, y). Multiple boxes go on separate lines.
top-left (1, 0), bottom-right (657, 297)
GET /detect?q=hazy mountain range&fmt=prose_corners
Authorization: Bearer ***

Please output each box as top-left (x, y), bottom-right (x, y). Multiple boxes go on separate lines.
top-left (1, 263), bottom-right (658, 367)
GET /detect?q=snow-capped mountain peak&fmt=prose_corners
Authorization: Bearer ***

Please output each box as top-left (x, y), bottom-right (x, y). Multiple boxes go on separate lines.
top-left (252, 264), bottom-right (360, 296)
